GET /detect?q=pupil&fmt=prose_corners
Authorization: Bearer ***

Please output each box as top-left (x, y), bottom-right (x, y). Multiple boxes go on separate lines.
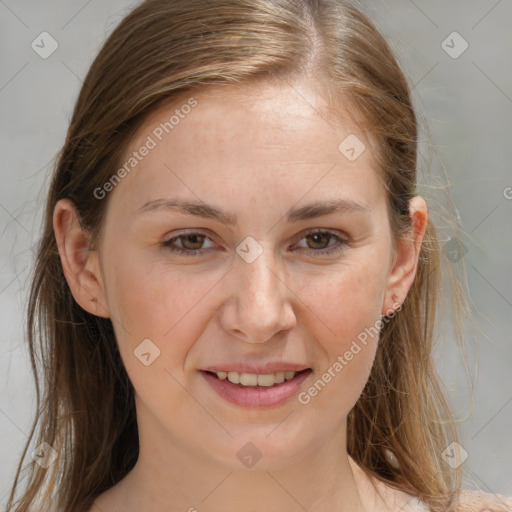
top-left (183, 234), bottom-right (203, 250)
top-left (309, 233), bottom-right (328, 248)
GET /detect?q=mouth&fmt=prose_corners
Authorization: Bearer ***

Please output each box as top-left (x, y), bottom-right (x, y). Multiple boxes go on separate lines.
top-left (203, 369), bottom-right (310, 387)
top-left (200, 368), bottom-right (313, 408)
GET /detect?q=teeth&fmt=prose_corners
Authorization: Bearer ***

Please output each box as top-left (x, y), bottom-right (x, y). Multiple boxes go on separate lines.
top-left (216, 370), bottom-right (298, 386)
top-left (227, 371), bottom-right (239, 384)
top-left (273, 371), bottom-right (285, 384)
top-left (240, 373), bottom-right (257, 386)
top-left (257, 374), bottom-right (276, 386)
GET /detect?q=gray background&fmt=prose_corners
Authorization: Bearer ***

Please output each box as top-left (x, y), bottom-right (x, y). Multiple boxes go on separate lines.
top-left (1, 0), bottom-right (511, 507)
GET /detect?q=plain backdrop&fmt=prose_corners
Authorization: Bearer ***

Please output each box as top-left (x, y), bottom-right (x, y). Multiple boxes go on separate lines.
top-left (1, 0), bottom-right (511, 507)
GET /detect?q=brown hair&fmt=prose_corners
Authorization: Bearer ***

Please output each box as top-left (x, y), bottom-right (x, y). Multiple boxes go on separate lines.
top-left (6, 0), bottom-right (468, 510)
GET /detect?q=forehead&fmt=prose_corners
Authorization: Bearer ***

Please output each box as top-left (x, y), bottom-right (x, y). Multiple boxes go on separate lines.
top-left (108, 79), bottom-right (383, 216)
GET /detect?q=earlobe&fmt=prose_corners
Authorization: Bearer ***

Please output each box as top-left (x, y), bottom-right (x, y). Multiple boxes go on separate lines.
top-left (382, 196), bottom-right (428, 316)
top-left (53, 198), bottom-right (110, 319)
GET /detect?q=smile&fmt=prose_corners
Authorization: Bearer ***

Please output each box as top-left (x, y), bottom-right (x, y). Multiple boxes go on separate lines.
top-left (200, 369), bottom-right (312, 408)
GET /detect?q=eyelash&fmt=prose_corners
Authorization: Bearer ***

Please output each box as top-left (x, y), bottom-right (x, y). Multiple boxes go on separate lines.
top-left (162, 229), bottom-right (349, 257)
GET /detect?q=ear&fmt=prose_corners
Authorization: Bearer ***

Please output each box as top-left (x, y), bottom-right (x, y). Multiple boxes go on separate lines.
top-left (382, 196), bottom-right (428, 316)
top-left (53, 198), bottom-right (111, 318)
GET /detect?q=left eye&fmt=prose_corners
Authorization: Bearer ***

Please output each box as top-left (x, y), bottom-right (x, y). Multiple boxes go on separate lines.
top-left (162, 230), bottom-right (348, 257)
top-left (162, 233), bottom-right (217, 255)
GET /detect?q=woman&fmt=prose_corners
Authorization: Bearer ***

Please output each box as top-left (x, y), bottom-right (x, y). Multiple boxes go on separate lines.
top-left (6, 1), bottom-right (512, 511)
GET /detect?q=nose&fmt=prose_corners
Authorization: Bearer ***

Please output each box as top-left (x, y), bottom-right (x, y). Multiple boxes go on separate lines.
top-left (218, 244), bottom-right (297, 344)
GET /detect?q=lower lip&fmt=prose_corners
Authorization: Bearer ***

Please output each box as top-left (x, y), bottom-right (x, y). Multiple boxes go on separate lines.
top-left (200, 370), bottom-right (312, 408)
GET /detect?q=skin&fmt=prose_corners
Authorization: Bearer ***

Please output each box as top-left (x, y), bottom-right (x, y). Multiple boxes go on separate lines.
top-left (54, 77), bottom-right (427, 512)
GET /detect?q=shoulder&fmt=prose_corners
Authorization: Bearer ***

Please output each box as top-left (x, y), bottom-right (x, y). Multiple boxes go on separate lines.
top-left (402, 489), bottom-right (512, 512)
top-left (348, 457), bottom-right (511, 512)
top-left (367, 475), bottom-right (511, 512)
top-left (448, 489), bottom-right (512, 512)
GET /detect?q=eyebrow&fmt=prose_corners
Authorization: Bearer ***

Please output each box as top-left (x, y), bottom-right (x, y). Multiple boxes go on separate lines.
top-left (137, 197), bottom-right (369, 226)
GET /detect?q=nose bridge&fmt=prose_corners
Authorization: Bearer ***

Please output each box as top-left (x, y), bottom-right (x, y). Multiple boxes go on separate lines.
top-left (241, 243), bottom-right (280, 303)
top-left (228, 238), bottom-right (295, 342)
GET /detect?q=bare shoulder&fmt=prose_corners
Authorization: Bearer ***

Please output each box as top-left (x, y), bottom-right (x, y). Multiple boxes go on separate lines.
top-left (449, 489), bottom-right (512, 512)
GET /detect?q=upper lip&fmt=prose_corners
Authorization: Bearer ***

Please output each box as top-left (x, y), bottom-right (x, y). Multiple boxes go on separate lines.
top-left (201, 363), bottom-right (311, 374)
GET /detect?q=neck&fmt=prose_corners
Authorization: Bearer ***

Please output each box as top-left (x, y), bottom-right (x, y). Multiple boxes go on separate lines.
top-left (95, 403), bottom-right (381, 512)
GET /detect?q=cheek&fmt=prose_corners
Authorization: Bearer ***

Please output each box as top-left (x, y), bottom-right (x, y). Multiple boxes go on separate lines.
top-left (294, 257), bottom-right (388, 411)
top-left (106, 252), bottom-right (223, 369)
top-left (297, 255), bottom-right (387, 344)
top-left (105, 262), bottom-right (223, 425)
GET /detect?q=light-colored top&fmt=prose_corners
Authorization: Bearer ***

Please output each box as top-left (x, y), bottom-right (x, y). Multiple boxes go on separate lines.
top-left (348, 455), bottom-right (512, 511)
top-left (396, 488), bottom-right (512, 512)
top-left (375, 479), bottom-right (512, 511)
top-left (450, 489), bottom-right (512, 511)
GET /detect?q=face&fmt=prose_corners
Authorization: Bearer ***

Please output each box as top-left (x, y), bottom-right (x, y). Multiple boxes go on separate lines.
top-left (57, 78), bottom-right (424, 471)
